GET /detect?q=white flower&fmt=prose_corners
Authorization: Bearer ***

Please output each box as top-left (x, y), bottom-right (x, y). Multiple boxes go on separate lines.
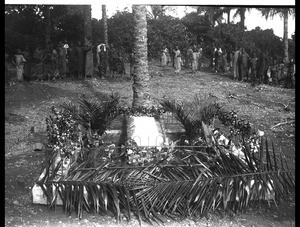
top-left (258, 130), bottom-right (264, 137)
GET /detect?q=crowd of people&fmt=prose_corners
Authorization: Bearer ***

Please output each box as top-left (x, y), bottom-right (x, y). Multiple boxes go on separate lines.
top-left (211, 46), bottom-right (295, 88)
top-left (160, 45), bottom-right (203, 76)
top-left (6, 39), bottom-right (98, 83)
top-left (7, 40), bottom-right (295, 89)
top-left (159, 44), bottom-right (295, 88)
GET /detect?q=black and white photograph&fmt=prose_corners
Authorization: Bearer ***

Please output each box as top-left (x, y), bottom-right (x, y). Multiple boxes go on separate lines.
top-left (5, 1), bottom-right (295, 226)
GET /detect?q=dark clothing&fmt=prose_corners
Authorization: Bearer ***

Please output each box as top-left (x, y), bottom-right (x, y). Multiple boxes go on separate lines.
top-left (171, 50), bottom-right (176, 67)
top-left (68, 47), bottom-right (77, 77)
top-left (239, 52), bottom-right (250, 80)
top-left (74, 45), bottom-right (84, 77)
top-left (22, 50), bottom-right (32, 80)
top-left (233, 50), bottom-right (240, 80)
top-left (250, 57), bottom-right (258, 84)
top-left (98, 50), bottom-right (107, 78)
top-left (257, 53), bottom-right (268, 84)
top-left (214, 49), bottom-right (222, 71)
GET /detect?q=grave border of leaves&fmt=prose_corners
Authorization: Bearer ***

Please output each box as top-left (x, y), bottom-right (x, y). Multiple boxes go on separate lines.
top-left (34, 99), bottom-right (295, 225)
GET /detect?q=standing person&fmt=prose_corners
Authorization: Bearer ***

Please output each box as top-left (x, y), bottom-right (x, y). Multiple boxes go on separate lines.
top-left (227, 49), bottom-right (233, 70)
top-left (63, 39), bottom-right (69, 77)
top-left (12, 49), bottom-right (26, 83)
top-left (49, 43), bottom-right (59, 80)
top-left (186, 46), bottom-right (193, 70)
top-left (84, 38), bottom-right (93, 79)
top-left (257, 51), bottom-right (268, 84)
top-left (250, 53), bottom-right (258, 85)
top-left (171, 48), bottom-right (176, 68)
top-left (232, 47), bottom-right (240, 80)
top-left (286, 58), bottom-right (295, 88)
top-left (164, 48), bottom-right (171, 66)
top-left (33, 44), bottom-right (45, 81)
top-left (57, 42), bottom-right (67, 78)
top-left (197, 47), bottom-right (203, 71)
top-left (214, 47), bottom-right (222, 72)
top-left (108, 43), bottom-right (118, 76)
top-left (128, 51), bottom-right (134, 77)
top-left (96, 39), bottom-right (101, 67)
top-left (239, 48), bottom-right (250, 81)
top-left (270, 59), bottom-right (278, 86)
top-left (174, 46), bottom-right (182, 75)
top-left (42, 45), bottom-right (53, 80)
top-left (211, 45), bottom-right (217, 70)
top-left (98, 43), bottom-right (107, 78)
top-left (222, 50), bottom-right (228, 72)
top-left (68, 42), bottom-right (77, 78)
top-left (161, 49), bottom-right (167, 67)
top-left (74, 41), bottom-right (84, 79)
top-left (191, 47), bottom-right (198, 74)
top-left (22, 46), bottom-right (32, 81)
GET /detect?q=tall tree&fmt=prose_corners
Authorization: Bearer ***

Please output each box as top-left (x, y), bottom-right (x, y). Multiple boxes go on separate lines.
top-left (132, 5), bottom-right (152, 108)
top-left (102, 5), bottom-right (109, 71)
top-left (83, 5), bottom-right (93, 77)
top-left (222, 6), bottom-right (235, 24)
top-left (234, 7), bottom-right (248, 29)
top-left (44, 6), bottom-right (51, 47)
top-left (259, 7), bottom-right (295, 65)
top-left (102, 5), bottom-right (108, 46)
top-left (196, 6), bottom-right (223, 28)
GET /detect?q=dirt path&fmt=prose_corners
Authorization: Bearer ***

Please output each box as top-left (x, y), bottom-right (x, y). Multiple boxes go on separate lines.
top-left (5, 63), bottom-right (295, 226)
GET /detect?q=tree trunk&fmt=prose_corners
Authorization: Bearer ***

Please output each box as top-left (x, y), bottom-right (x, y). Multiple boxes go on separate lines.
top-left (128, 5), bottom-right (165, 148)
top-left (45, 6), bottom-right (51, 47)
top-left (207, 12), bottom-right (215, 28)
top-left (83, 5), bottom-right (93, 77)
top-left (132, 5), bottom-right (152, 108)
top-left (239, 8), bottom-right (246, 29)
top-left (102, 5), bottom-right (109, 71)
top-left (283, 11), bottom-right (289, 65)
top-left (227, 9), bottom-right (231, 24)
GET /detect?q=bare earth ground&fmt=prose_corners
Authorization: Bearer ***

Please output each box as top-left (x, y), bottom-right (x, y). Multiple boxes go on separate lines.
top-left (5, 61), bottom-right (295, 227)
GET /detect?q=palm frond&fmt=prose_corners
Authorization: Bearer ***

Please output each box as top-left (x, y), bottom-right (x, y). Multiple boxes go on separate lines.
top-left (59, 93), bottom-right (121, 136)
top-left (160, 99), bottom-right (201, 144)
top-left (39, 137), bottom-right (294, 224)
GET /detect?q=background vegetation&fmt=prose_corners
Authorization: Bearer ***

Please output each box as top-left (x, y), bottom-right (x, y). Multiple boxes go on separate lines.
top-left (5, 5), bottom-right (295, 62)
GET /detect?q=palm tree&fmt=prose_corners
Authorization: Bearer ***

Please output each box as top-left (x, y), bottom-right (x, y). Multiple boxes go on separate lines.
top-left (233, 7), bottom-right (250, 29)
top-left (44, 5), bottom-right (51, 47)
top-left (259, 7), bottom-right (295, 65)
top-left (128, 5), bottom-right (164, 148)
top-left (132, 5), bottom-right (152, 108)
top-left (83, 5), bottom-right (93, 78)
top-left (221, 6), bottom-right (236, 24)
top-left (102, 5), bottom-right (109, 71)
top-left (196, 6), bottom-right (224, 28)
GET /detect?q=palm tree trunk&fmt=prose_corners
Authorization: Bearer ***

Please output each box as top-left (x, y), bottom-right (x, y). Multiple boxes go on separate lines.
top-left (129, 5), bottom-right (165, 148)
top-left (283, 11), bottom-right (289, 65)
top-left (45, 6), bottom-right (51, 47)
top-left (83, 5), bottom-right (93, 77)
top-left (132, 5), bottom-right (151, 108)
top-left (239, 8), bottom-right (246, 29)
top-left (102, 5), bottom-right (109, 72)
top-left (227, 9), bottom-right (231, 24)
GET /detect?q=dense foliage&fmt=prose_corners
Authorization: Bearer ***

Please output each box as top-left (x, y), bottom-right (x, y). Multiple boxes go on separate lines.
top-left (5, 5), bottom-right (295, 61)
